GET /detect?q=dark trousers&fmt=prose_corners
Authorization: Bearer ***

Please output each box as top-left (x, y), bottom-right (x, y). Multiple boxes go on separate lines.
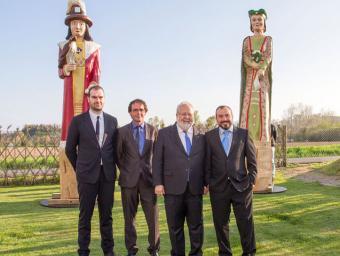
top-left (77, 169), bottom-right (115, 256)
top-left (164, 186), bottom-right (203, 256)
top-left (121, 175), bottom-right (160, 255)
top-left (210, 182), bottom-right (256, 256)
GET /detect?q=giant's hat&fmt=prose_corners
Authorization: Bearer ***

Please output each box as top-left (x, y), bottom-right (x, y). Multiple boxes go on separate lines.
top-left (65, 0), bottom-right (93, 27)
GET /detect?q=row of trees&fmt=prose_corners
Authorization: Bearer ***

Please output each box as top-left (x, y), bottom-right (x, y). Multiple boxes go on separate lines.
top-left (1, 103), bottom-right (339, 142)
top-left (148, 103), bottom-right (340, 142)
top-left (148, 111), bottom-right (217, 133)
top-left (278, 103), bottom-right (340, 142)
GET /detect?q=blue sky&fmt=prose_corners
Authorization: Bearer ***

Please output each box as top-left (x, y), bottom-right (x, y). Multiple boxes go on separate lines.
top-left (1, 0), bottom-right (339, 129)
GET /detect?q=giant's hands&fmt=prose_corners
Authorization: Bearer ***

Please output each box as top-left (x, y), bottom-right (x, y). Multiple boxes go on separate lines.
top-left (63, 64), bottom-right (77, 76)
top-left (155, 185), bottom-right (165, 196)
top-left (203, 185), bottom-right (209, 195)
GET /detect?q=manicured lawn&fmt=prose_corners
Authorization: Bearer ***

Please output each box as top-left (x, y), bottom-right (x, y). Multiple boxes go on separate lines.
top-left (1, 171), bottom-right (340, 256)
top-left (287, 144), bottom-right (340, 158)
top-left (313, 159), bottom-right (340, 175)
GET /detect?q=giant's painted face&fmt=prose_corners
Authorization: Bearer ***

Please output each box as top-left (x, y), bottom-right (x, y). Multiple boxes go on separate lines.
top-left (70, 19), bottom-right (86, 38)
top-left (250, 14), bottom-right (265, 33)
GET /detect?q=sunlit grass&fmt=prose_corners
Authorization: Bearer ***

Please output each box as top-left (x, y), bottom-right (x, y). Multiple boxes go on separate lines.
top-left (312, 159), bottom-right (340, 175)
top-left (0, 171), bottom-right (340, 255)
top-left (287, 144), bottom-right (340, 158)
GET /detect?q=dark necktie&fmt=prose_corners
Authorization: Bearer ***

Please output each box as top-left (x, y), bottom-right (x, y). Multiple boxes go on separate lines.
top-left (95, 116), bottom-right (100, 140)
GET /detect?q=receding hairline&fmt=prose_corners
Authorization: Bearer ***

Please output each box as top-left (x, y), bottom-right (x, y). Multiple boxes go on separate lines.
top-left (88, 85), bottom-right (104, 96)
top-left (215, 105), bottom-right (233, 116)
top-left (176, 101), bottom-right (194, 114)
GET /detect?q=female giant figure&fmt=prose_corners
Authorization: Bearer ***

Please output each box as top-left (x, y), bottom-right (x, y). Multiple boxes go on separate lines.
top-left (239, 9), bottom-right (272, 143)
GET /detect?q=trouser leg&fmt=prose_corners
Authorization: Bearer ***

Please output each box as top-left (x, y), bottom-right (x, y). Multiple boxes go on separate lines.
top-left (139, 177), bottom-right (160, 254)
top-left (164, 194), bottom-right (186, 256)
top-left (232, 186), bottom-right (256, 256)
top-left (210, 186), bottom-right (232, 256)
top-left (77, 181), bottom-right (98, 256)
top-left (185, 191), bottom-right (203, 256)
top-left (97, 170), bottom-right (115, 254)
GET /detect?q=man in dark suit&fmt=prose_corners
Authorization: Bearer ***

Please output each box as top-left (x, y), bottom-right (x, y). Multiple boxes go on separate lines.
top-left (205, 105), bottom-right (257, 256)
top-left (116, 99), bottom-right (160, 256)
top-left (153, 101), bottom-right (207, 256)
top-left (66, 85), bottom-right (118, 256)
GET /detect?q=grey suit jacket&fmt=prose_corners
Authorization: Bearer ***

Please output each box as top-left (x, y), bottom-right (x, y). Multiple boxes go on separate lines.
top-left (153, 123), bottom-right (205, 195)
top-left (65, 111), bottom-right (118, 184)
top-left (116, 122), bottom-right (157, 188)
top-left (205, 126), bottom-right (257, 192)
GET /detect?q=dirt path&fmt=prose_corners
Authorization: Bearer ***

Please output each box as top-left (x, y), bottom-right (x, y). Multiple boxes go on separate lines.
top-left (282, 165), bottom-right (340, 187)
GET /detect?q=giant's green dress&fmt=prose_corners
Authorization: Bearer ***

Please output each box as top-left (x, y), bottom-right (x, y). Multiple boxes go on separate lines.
top-left (239, 35), bottom-right (272, 142)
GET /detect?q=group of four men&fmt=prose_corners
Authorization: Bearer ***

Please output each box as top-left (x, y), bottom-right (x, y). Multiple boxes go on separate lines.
top-left (65, 85), bottom-right (257, 256)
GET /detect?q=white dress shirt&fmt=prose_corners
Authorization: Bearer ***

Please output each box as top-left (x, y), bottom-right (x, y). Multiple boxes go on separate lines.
top-left (89, 109), bottom-right (104, 147)
top-left (177, 124), bottom-right (193, 150)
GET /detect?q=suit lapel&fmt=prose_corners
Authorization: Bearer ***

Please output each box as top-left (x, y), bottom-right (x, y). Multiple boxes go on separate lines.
top-left (213, 128), bottom-right (226, 156)
top-left (85, 112), bottom-right (99, 145)
top-left (228, 126), bottom-right (238, 155)
top-left (141, 123), bottom-right (151, 156)
top-left (172, 123), bottom-right (187, 156)
top-left (127, 123), bottom-right (140, 155)
top-left (101, 112), bottom-right (110, 147)
top-left (190, 126), bottom-right (199, 156)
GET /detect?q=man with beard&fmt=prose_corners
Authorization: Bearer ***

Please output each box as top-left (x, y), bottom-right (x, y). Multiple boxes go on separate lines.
top-left (66, 85), bottom-right (118, 256)
top-left (205, 105), bottom-right (257, 256)
top-left (153, 101), bottom-right (207, 256)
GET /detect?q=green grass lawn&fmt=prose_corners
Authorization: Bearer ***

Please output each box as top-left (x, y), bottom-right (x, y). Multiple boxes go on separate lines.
top-left (287, 144), bottom-right (340, 158)
top-left (1, 172), bottom-right (340, 256)
top-left (313, 159), bottom-right (340, 176)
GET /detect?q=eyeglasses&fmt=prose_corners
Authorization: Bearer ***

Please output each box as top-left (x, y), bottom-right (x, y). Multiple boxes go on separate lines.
top-left (132, 108), bottom-right (145, 112)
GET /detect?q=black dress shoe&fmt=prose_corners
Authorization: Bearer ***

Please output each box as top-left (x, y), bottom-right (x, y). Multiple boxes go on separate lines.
top-left (104, 252), bottom-right (115, 256)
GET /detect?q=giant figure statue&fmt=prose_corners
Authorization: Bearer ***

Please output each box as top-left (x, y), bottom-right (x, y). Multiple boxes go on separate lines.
top-left (239, 9), bottom-right (273, 192)
top-left (58, 0), bottom-right (101, 200)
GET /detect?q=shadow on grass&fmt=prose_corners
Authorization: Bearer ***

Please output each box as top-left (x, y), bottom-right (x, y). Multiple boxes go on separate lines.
top-left (1, 179), bottom-right (340, 255)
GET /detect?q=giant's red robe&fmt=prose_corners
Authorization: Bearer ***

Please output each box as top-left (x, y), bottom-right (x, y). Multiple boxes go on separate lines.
top-left (58, 40), bottom-right (101, 141)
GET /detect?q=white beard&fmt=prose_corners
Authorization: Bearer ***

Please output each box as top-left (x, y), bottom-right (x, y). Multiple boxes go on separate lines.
top-left (177, 121), bottom-right (192, 132)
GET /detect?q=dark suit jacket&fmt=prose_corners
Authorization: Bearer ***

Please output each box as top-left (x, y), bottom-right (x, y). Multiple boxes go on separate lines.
top-left (205, 126), bottom-right (257, 192)
top-left (116, 122), bottom-right (157, 188)
top-left (65, 111), bottom-right (118, 184)
top-left (153, 123), bottom-right (205, 195)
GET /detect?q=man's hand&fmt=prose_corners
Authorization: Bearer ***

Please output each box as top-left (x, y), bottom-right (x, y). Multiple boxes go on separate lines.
top-left (155, 185), bottom-right (165, 196)
top-left (203, 185), bottom-right (209, 195)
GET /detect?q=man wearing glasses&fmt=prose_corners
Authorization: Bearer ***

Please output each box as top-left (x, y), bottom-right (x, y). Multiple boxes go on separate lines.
top-left (116, 99), bottom-right (160, 256)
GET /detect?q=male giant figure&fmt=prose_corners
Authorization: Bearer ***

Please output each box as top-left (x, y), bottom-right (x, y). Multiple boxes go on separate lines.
top-left (66, 85), bottom-right (117, 256)
top-left (205, 105), bottom-right (257, 256)
top-left (153, 101), bottom-right (206, 256)
top-left (116, 99), bottom-right (160, 256)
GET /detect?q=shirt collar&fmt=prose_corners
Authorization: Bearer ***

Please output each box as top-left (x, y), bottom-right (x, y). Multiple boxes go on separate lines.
top-left (176, 123), bottom-right (193, 135)
top-left (89, 109), bottom-right (103, 119)
top-left (219, 125), bottom-right (233, 136)
top-left (131, 122), bottom-right (145, 129)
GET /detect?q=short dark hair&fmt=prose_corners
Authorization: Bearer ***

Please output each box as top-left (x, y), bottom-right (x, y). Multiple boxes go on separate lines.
top-left (215, 105), bottom-right (233, 116)
top-left (128, 99), bottom-right (148, 113)
top-left (88, 85), bottom-right (104, 96)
